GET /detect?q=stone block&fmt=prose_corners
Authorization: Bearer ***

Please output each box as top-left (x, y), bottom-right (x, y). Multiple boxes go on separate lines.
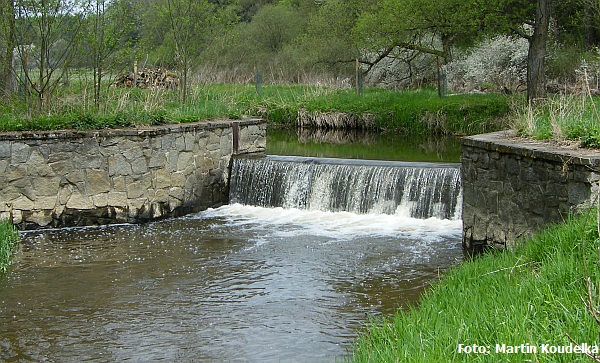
top-left (123, 145), bottom-right (144, 161)
top-left (34, 196), bottom-right (57, 210)
top-left (11, 195), bottom-right (34, 210)
top-left (0, 142), bottom-right (10, 158)
top-left (11, 143), bottom-right (31, 163)
top-left (27, 152), bottom-right (54, 177)
top-left (58, 185), bottom-right (72, 205)
top-left (152, 188), bottom-right (169, 203)
top-left (148, 152), bottom-right (166, 168)
top-left (154, 169), bottom-right (172, 189)
top-left (126, 180), bottom-right (150, 199)
top-left (66, 193), bottom-right (94, 210)
top-left (108, 154), bottom-right (133, 176)
top-left (171, 172), bottom-right (186, 188)
top-left (93, 193), bottom-right (108, 208)
top-left (86, 169), bottom-right (111, 194)
top-left (175, 136), bottom-right (186, 151)
top-left (6, 164), bottom-right (27, 182)
top-left (176, 152), bottom-right (195, 171)
top-left (32, 177), bottom-right (61, 197)
top-left (184, 133), bottom-right (196, 151)
top-left (107, 192), bottom-right (128, 207)
top-left (169, 187), bottom-right (185, 201)
top-left (131, 157), bottom-right (149, 174)
top-left (113, 176), bottom-right (126, 192)
top-left (11, 209), bottom-right (22, 224)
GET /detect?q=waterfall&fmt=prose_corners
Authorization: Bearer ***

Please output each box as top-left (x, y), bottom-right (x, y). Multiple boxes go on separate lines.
top-left (229, 156), bottom-right (462, 220)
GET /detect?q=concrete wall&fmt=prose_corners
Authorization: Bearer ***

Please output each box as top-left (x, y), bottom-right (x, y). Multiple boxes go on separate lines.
top-left (461, 131), bottom-right (600, 251)
top-left (0, 119), bottom-right (266, 229)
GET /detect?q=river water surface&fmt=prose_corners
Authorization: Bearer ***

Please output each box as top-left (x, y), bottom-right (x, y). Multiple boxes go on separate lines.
top-left (0, 129), bottom-right (463, 362)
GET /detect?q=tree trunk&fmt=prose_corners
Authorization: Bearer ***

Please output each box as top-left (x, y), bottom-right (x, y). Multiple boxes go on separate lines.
top-left (527, 0), bottom-right (550, 103)
top-left (584, 0), bottom-right (598, 48)
top-left (0, 0), bottom-right (14, 102)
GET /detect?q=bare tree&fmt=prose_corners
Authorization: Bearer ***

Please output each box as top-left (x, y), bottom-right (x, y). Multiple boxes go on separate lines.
top-left (85, 0), bottom-right (134, 110)
top-left (14, 0), bottom-right (84, 115)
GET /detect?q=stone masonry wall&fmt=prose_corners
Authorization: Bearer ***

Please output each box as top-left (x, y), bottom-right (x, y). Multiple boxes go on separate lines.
top-left (461, 131), bottom-right (600, 251)
top-left (0, 119), bottom-right (266, 229)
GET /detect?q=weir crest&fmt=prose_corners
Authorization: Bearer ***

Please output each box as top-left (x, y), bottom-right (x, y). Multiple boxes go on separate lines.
top-left (229, 155), bottom-right (462, 220)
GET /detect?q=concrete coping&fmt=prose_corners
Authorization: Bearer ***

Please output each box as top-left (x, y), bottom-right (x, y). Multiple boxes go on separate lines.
top-left (461, 130), bottom-right (600, 168)
top-left (0, 118), bottom-right (263, 141)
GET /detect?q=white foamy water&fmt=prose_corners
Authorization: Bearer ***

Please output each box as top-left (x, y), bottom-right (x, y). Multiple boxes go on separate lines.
top-left (195, 203), bottom-right (462, 242)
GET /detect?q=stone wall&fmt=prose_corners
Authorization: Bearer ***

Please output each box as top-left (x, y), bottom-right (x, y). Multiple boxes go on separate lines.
top-left (0, 119), bottom-right (266, 229)
top-left (461, 131), bottom-right (600, 251)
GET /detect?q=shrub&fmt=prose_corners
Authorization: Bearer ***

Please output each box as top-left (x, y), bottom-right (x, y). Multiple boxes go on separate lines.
top-left (445, 35), bottom-right (528, 93)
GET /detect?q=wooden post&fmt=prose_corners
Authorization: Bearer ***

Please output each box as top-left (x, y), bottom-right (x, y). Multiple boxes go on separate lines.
top-left (232, 121), bottom-right (240, 155)
top-left (355, 58), bottom-right (359, 96)
top-left (133, 60), bottom-right (138, 88)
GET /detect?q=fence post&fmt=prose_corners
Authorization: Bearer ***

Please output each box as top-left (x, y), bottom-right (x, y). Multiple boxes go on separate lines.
top-left (232, 121), bottom-right (239, 155)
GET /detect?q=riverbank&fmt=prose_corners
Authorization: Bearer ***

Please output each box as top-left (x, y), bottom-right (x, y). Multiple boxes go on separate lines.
top-left (0, 85), bottom-right (511, 136)
top-left (350, 210), bottom-right (600, 362)
top-left (0, 220), bottom-right (19, 272)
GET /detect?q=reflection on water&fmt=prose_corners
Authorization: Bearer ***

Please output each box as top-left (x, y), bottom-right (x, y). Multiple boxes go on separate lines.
top-left (267, 127), bottom-right (462, 162)
top-left (0, 205), bottom-right (462, 362)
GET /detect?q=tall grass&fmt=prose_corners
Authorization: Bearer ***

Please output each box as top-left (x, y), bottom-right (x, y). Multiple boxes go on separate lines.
top-left (511, 93), bottom-right (600, 146)
top-left (351, 211), bottom-right (600, 362)
top-left (0, 220), bottom-right (19, 273)
top-left (511, 67), bottom-right (600, 147)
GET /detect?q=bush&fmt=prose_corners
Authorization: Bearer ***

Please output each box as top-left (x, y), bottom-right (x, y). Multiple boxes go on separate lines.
top-left (445, 36), bottom-right (528, 93)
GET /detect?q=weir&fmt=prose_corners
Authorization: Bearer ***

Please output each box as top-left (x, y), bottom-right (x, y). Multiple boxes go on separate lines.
top-left (229, 155), bottom-right (462, 220)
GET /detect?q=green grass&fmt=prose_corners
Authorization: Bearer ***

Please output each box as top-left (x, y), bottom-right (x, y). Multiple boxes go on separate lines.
top-left (350, 211), bottom-right (600, 362)
top-left (0, 81), bottom-right (511, 135)
top-left (0, 220), bottom-right (19, 273)
top-left (301, 88), bottom-right (511, 135)
top-left (512, 93), bottom-right (600, 147)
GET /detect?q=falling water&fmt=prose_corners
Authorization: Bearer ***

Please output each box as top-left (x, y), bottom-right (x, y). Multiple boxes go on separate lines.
top-left (230, 156), bottom-right (462, 220)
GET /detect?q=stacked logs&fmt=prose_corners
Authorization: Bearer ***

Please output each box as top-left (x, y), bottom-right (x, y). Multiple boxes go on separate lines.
top-left (113, 68), bottom-right (179, 89)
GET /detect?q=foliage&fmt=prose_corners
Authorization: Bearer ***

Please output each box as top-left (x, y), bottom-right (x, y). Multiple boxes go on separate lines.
top-left (351, 210), bottom-right (600, 362)
top-left (0, 219), bottom-right (18, 273)
top-left (445, 36), bottom-right (529, 93)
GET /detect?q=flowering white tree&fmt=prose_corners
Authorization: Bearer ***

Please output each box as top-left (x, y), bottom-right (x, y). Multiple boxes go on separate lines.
top-left (445, 36), bottom-right (528, 93)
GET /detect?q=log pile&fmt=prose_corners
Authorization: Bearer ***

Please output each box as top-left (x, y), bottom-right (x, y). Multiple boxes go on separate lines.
top-left (113, 68), bottom-right (179, 89)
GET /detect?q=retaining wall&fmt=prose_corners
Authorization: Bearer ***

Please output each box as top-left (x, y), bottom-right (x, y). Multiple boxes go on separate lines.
top-left (461, 131), bottom-right (600, 251)
top-left (0, 119), bottom-right (266, 229)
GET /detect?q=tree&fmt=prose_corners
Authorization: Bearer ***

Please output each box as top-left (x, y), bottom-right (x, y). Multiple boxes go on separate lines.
top-left (84, 0), bottom-right (135, 110)
top-left (14, 0), bottom-right (84, 114)
top-left (354, 0), bottom-right (484, 94)
top-left (162, 0), bottom-right (232, 103)
top-left (356, 0), bottom-right (554, 102)
top-left (0, 0), bottom-right (15, 102)
top-left (525, 0), bottom-right (551, 102)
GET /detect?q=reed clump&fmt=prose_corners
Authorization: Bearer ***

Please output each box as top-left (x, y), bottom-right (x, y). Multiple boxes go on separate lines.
top-left (0, 220), bottom-right (19, 273)
top-left (351, 210), bottom-right (600, 362)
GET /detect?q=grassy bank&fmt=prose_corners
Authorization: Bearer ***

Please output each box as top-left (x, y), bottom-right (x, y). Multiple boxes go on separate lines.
top-left (0, 83), bottom-right (511, 135)
top-left (351, 211), bottom-right (600, 362)
top-left (512, 93), bottom-right (600, 147)
top-left (0, 220), bottom-right (19, 273)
